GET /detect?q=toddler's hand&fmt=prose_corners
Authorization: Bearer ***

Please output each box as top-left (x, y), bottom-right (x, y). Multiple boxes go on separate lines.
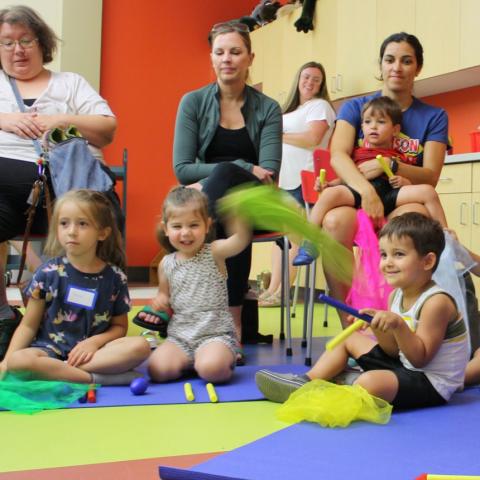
top-left (67, 339), bottom-right (99, 367)
top-left (151, 293), bottom-right (170, 313)
top-left (368, 310), bottom-right (404, 332)
top-left (389, 175), bottom-right (411, 188)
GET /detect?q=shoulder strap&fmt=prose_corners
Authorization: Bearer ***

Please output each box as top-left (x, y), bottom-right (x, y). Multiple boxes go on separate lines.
top-left (7, 76), bottom-right (43, 157)
top-left (7, 76), bottom-right (52, 296)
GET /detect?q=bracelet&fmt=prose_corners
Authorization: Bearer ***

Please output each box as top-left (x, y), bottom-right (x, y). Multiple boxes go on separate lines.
top-left (390, 158), bottom-right (399, 174)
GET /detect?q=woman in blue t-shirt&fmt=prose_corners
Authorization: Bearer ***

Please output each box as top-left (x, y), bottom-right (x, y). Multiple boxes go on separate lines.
top-left (323, 32), bottom-right (449, 324)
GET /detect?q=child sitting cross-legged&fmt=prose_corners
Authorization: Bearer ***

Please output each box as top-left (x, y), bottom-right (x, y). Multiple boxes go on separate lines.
top-left (257, 213), bottom-right (469, 409)
top-left (294, 96), bottom-right (448, 265)
top-left (0, 190), bottom-right (151, 384)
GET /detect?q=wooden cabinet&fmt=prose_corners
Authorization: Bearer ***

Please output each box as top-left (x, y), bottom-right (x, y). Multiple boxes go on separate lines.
top-left (251, 0), bottom-right (479, 102)
top-left (460, 0), bottom-right (480, 69)
top-left (333, 0), bottom-right (378, 99)
top-left (438, 161), bottom-right (480, 290)
top-left (415, 0), bottom-right (460, 80)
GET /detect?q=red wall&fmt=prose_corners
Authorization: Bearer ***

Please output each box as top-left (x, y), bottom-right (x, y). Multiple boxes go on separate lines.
top-left (422, 85), bottom-right (480, 154)
top-left (100, 0), bottom-right (258, 267)
top-left (100, 2), bottom-right (480, 269)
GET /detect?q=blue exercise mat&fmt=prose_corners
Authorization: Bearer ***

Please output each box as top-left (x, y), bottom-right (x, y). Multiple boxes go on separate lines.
top-left (69, 364), bottom-right (308, 408)
top-left (159, 388), bottom-right (480, 480)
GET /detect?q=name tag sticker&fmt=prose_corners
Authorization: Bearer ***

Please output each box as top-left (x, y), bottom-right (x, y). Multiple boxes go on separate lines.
top-left (65, 285), bottom-right (98, 310)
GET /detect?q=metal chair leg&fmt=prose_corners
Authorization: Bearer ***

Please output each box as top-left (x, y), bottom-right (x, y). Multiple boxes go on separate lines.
top-left (283, 236), bottom-right (292, 356)
top-left (305, 261), bottom-right (317, 366)
top-left (291, 268), bottom-right (301, 319)
top-left (323, 285), bottom-right (329, 327)
top-left (301, 264), bottom-right (310, 348)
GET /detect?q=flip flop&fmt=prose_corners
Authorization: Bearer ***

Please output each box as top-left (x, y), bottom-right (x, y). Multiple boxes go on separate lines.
top-left (132, 306), bottom-right (172, 338)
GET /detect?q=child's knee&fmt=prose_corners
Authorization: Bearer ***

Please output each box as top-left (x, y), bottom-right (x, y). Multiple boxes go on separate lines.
top-left (7, 350), bottom-right (36, 372)
top-left (194, 356), bottom-right (233, 383)
top-left (128, 337), bottom-right (151, 360)
top-left (353, 371), bottom-right (379, 393)
top-left (148, 360), bottom-right (183, 382)
top-left (421, 184), bottom-right (439, 201)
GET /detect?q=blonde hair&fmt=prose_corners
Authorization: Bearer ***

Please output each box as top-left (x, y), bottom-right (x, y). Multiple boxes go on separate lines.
top-left (157, 186), bottom-right (211, 253)
top-left (45, 189), bottom-right (125, 270)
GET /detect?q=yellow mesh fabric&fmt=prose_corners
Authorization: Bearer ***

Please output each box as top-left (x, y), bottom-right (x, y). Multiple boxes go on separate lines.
top-left (276, 379), bottom-right (392, 428)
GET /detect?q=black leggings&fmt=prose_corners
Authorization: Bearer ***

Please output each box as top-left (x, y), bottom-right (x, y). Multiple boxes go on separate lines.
top-left (0, 158), bottom-right (50, 242)
top-left (0, 157), bottom-right (124, 242)
top-left (202, 162), bottom-right (260, 306)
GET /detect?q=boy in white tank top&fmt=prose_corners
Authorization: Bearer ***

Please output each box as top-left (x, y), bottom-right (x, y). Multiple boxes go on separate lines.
top-left (256, 213), bottom-right (469, 409)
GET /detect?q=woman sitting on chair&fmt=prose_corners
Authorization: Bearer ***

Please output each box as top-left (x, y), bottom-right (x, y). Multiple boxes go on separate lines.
top-left (259, 61), bottom-right (336, 307)
top-left (0, 5), bottom-right (117, 337)
top-left (164, 22), bottom-right (283, 355)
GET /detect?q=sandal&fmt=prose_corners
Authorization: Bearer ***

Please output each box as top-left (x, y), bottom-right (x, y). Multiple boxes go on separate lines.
top-left (258, 291), bottom-right (282, 308)
top-left (132, 306), bottom-right (172, 338)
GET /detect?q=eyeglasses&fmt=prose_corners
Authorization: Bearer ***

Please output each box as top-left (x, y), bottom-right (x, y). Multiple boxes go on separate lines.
top-left (0, 38), bottom-right (38, 51)
top-left (211, 22), bottom-right (250, 34)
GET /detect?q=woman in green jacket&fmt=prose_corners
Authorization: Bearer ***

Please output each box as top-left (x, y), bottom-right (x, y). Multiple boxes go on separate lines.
top-left (172, 22), bottom-right (282, 353)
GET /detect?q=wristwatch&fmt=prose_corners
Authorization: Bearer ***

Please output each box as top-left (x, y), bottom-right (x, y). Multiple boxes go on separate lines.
top-left (390, 158), bottom-right (399, 174)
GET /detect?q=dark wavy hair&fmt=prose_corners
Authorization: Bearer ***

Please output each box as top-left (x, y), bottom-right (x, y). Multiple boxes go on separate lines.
top-left (0, 5), bottom-right (59, 66)
top-left (378, 32), bottom-right (424, 80)
top-left (379, 212), bottom-right (445, 272)
top-left (361, 96), bottom-right (402, 126)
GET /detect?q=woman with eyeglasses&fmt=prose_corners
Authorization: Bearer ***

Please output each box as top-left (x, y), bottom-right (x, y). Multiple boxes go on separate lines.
top-left (172, 22), bottom-right (282, 360)
top-left (0, 5), bottom-right (117, 345)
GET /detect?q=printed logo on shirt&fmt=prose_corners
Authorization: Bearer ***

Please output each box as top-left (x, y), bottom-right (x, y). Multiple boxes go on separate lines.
top-left (393, 133), bottom-right (422, 164)
top-left (359, 132), bottom-right (422, 165)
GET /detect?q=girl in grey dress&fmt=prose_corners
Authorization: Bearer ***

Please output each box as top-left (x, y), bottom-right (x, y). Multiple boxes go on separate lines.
top-left (146, 187), bottom-right (251, 383)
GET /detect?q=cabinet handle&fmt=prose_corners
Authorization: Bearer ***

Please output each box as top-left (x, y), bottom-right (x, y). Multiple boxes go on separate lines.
top-left (336, 74), bottom-right (343, 92)
top-left (331, 76), bottom-right (336, 93)
top-left (438, 177), bottom-right (453, 183)
top-left (473, 202), bottom-right (480, 225)
top-left (460, 202), bottom-right (468, 225)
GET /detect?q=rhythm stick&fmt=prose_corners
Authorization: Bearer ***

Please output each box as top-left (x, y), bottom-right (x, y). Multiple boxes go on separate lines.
top-left (416, 475), bottom-right (480, 480)
top-left (326, 320), bottom-right (366, 351)
top-left (206, 383), bottom-right (218, 403)
top-left (376, 154), bottom-right (394, 178)
top-left (184, 382), bottom-right (195, 402)
top-left (318, 294), bottom-right (373, 351)
top-left (86, 384), bottom-right (96, 403)
top-left (318, 168), bottom-right (326, 186)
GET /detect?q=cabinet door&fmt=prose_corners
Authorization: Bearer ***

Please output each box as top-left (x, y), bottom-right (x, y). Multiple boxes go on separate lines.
top-left (335, 0), bottom-right (377, 98)
top-left (310, 0), bottom-right (338, 97)
top-left (460, 0), bottom-right (480, 69)
top-left (250, 26), bottom-right (265, 87)
top-left (472, 163), bottom-right (480, 193)
top-left (262, 18), bottom-right (285, 103)
top-left (440, 193), bottom-right (472, 246)
top-left (280, 9), bottom-right (314, 96)
top-left (376, 0), bottom-right (416, 50)
top-left (415, 0), bottom-right (460, 80)
top-left (436, 163), bottom-right (471, 194)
